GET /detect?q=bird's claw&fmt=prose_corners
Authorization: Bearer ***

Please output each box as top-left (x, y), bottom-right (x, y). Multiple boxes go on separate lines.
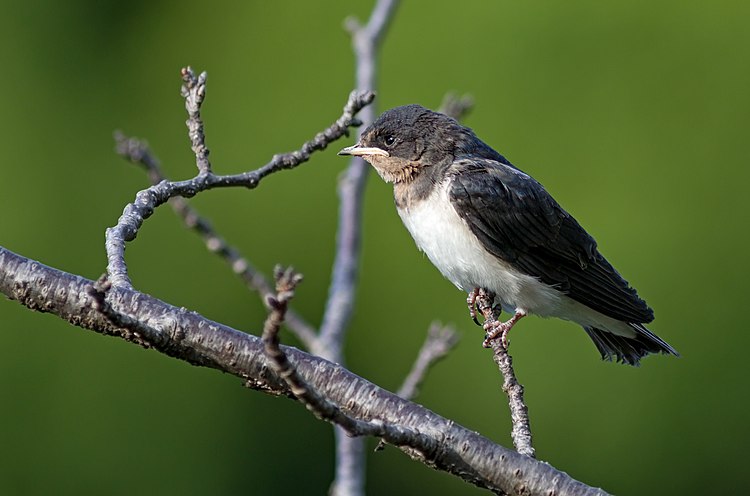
top-left (482, 321), bottom-right (511, 348)
top-left (466, 288), bottom-right (481, 326)
top-left (482, 311), bottom-right (526, 349)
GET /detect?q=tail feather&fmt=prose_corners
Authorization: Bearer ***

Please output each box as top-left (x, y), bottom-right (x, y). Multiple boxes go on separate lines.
top-left (584, 324), bottom-right (679, 366)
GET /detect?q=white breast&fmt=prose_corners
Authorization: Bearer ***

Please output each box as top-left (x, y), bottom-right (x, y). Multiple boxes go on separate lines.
top-left (397, 180), bottom-right (563, 317)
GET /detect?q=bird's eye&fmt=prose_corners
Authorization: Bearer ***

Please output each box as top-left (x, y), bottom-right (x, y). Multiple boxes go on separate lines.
top-left (384, 135), bottom-right (396, 147)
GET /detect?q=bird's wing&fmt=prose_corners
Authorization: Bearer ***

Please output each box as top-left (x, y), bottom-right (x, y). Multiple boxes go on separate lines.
top-left (448, 158), bottom-right (654, 323)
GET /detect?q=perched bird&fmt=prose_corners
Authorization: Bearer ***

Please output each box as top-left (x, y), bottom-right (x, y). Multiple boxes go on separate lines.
top-left (339, 104), bottom-right (678, 366)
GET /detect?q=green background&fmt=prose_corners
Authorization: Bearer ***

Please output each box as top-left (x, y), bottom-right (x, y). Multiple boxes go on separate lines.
top-left (1, 1), bottom-right (747, 494)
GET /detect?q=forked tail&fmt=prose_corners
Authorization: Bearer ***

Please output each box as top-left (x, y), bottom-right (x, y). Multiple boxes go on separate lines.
top-left (584, 323), bottom-right (679, 366)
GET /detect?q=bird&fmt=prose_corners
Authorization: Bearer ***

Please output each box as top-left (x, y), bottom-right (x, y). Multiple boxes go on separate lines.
top-left (338, 104), bottom-right (678, 366)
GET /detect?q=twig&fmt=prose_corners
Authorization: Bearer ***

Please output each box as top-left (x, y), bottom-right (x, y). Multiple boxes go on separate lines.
top-left (397, 322), bottom-right (459, 400)
top-left (374, 322), bottom-right (459, 452)
top-left (476, 289), bottom-right (535, 458)
top-left (262, 267), bottom-right (444, 460)
top-left (181, 67), bottom-right (212, 175)
top-left (105, 84), bottom-right (374, 290)
top-left (439, 92), bottom-right (474, 121)
top-left (113, 133), bottom-right (318, 349)
top-left (262, 266), bottom-right (373, 427)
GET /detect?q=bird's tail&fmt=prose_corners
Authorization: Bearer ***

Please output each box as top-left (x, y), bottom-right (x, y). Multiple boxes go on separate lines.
top-left (584, 324), bottom-right (679, 366)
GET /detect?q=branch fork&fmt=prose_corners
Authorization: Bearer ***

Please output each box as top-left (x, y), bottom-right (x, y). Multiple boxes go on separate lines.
top-left (261, 266), bottom-right (444, 458)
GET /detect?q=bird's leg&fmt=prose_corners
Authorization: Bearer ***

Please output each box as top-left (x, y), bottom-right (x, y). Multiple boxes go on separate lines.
top-left (483, 310), bottom-right (526, 349)
top-left (466, 288), bottom-right (481, 326)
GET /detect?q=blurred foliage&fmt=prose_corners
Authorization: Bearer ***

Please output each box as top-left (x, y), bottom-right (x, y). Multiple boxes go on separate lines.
top-left (1, 1), bottom-right (748, 494)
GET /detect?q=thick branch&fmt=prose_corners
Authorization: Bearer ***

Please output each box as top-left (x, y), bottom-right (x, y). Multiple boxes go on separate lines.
top-left (0, 245), bottom-right (610, 496)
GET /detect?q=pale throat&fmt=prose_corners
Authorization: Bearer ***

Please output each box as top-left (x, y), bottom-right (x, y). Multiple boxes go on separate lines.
top-left (366, 155), bottom-right (419, 184)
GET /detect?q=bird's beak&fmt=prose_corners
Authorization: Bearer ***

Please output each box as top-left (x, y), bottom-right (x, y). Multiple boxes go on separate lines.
top-left (337, 144), bottom-right (390, 157)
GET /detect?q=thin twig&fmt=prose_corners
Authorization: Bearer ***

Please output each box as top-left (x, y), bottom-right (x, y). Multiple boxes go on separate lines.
top-left (397, 322), bottom-right (459, 400)
top-left (113, 132), bottom-right (318, 349)
top-left (438, 92), bottom-right (474, 121)
top-left (375, 322), bottom-right (459, 451)
top-left (105, 85), bottom-right (374, 289)
top-left (180, 67), bottom-right (212, 175)
top-left (263, 266), bottom-right (363, 424)
top-left (476, 289), bottom-right (535, 458)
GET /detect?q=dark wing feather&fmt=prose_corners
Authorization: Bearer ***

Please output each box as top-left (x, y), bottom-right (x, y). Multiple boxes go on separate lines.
top-left (585, 324), bottom-right (679, 365)
top-left (449, 158), bottom-right (654, 323)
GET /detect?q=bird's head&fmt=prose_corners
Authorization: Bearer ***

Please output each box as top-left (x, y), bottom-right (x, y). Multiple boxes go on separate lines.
top-left (338, 104), bottom-right (480, 184)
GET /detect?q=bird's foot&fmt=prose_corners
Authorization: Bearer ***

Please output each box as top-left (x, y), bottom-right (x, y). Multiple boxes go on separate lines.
top-left (466, 288), bottom-right (481, 326)
top-left (483, 311), bottom-right (526, 349)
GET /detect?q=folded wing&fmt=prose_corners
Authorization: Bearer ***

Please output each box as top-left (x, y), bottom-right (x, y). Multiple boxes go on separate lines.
top-left (448, 158), bottom-right (654, 324)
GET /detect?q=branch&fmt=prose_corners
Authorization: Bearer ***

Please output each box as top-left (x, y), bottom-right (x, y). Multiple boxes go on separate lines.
top-left (87, 274), bottom-right (163, 346)
top-left (0, 245), bottom-right (610, 496)
top-left (180, 68), bottom-right (212, 175)
top-left (375, 322), bottom-right (459, 452)
top-left (112, 62), bottom-right (455, 495)
top-left (263, 268), bottom-right (454, 461)
top-left (476, 289), bottom-right (535, 459)
top-left (318, 0), bottom-right (401, 355)
top-left (396, 322), bottom-right (459, 400)
top-left (113, 132), bottom-right (318, 349)
top-left (438, 92), bottom-right (474, 121)
top-left (320, 2), bottom-right (401, 495)
top-left (105, 85), bottom-right (374, 290)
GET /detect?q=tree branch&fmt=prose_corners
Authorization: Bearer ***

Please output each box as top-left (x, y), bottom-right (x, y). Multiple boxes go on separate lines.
top-left (181, 67), bottom-right (212, 175)
top-left (0, 3), bottom-right (628, 494)
top-left (476, 289), bottom-right (535, 459)
top-left (111, 57), bottom-right (454, 494)
top-left (105, 86), bottom-right (374, 290)
top-left (319, 2), bottom-right (401, 495)
top-left (318, 0), bottom-right (400, 355)
top-left (0, 245), bottom-right (610, 496)
top-left (113, 132), bottom-right (318, 348)
top-left (263, 269), bottom-right (456, 466)
top-left (396, 322), bottom-right (459, 400)
top-left (375, 322), bottom-right (459, 452)
top-left (439, 92), bottom-right (475, 121)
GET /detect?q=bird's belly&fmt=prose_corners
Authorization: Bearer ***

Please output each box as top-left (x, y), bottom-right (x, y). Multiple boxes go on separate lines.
top-left (397, 182), bottom-right (562, 315)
